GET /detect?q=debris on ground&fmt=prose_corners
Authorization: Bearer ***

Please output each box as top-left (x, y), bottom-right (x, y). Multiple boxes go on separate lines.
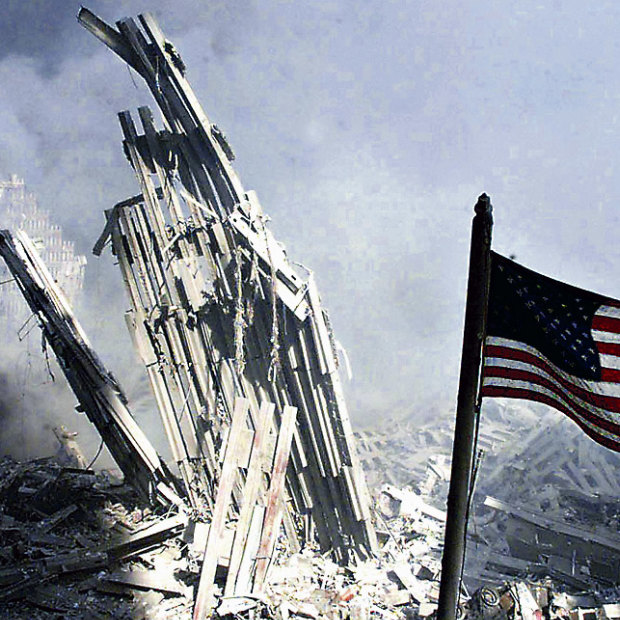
top-left (0, 455), bottom-right (187, 619)
top-left (2, 446), bottom-right (620, 619)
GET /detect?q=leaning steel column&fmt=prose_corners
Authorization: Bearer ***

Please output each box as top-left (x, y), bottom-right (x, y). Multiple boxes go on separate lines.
top-left (437, 194), bottom-right (493, 620)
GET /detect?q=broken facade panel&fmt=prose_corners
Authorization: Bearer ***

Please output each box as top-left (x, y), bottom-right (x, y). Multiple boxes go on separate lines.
top-left (81, 8), bottom-right (377, 564)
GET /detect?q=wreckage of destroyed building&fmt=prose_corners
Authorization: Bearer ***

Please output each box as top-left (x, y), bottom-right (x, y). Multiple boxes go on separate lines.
top-left (4, 9), bottom-right (620, 620)
top-left (0, 8), bottom-right (377, 618)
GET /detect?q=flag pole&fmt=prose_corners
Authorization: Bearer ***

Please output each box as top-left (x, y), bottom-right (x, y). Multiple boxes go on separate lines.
top-left (437, 194), bottom-right (493, 620)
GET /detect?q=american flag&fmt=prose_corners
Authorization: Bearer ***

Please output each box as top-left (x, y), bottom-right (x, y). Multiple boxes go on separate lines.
top-left (481, 251), bottom-right (620, 452)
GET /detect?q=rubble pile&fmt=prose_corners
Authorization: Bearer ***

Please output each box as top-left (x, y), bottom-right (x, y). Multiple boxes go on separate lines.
top-left (0, 456), bottom-right (189, 619)
top-left (462, 580), bottom-right (620, 620)
top-left (355, 402), bottom-right (531, 496)
top-left (355, 417), bottom-right (453, 492)
top-left (0, 451), bottom-right (444, 619)
top-left (3, 448), bottom-right (620, 620)
top-left (469, 407), bottom-right (620, 591)
top-left (259, 483), bottom-right (450, 618)
top-left (357, 402), bottom-right (620, 595)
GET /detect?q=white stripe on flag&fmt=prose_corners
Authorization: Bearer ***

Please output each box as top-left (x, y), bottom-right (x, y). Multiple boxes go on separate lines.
top-left (592, 330), bottom-right (620, 344)
top-left (600, 354), bottom-right (620, 370)
top-left (484, 356), bottom-right (620, 423)
top-left (595, 305), bottom-right (620, 319)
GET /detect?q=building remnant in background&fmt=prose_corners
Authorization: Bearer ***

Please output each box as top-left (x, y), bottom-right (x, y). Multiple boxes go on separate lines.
top-left (0, 175), bottom-right (86, 339)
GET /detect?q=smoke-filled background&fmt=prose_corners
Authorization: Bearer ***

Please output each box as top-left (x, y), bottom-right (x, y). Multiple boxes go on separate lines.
top-left (1, 0), bottom-right (620, 459)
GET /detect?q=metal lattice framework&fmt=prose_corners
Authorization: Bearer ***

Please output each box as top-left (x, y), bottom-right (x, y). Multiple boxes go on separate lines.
top-left (82, 8), bottom-right (376, 561)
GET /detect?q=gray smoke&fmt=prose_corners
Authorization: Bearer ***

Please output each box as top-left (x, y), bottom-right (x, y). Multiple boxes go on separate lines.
top-left (2, 1), bottom-right (620, 431)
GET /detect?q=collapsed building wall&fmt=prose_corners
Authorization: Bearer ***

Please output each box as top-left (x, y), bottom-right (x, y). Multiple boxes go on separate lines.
top-left (0, 229), bottom-right (181, 507)
top-left (0, 9), bottom-right (381, 617)
top-left (0, 177), bottom-right (89, 460)
top-left (0, 8), bottom-right (379, 616)
top-left (81, 9), bottom-right (377, 564)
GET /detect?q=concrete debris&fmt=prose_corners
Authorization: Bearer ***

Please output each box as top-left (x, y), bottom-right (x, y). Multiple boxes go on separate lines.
top-left (357, 402), bottom-right (620, 594)
top-left (355, 416), bottom-right (454, 492)
top-left (0, 452), bottom-right (441, 619)
top-left (3, 453), bottom-right (620, 619)
top-left (263, 496), bottom-right (443, 618)
top-left (467, 405), bottom-right (620, 592)
top-left (0, 456), bottom-right (185, 619)
top-left (462, 580), bottom-right (620, 620)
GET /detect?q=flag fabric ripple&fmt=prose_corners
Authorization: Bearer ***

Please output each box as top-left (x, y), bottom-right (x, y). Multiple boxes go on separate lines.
top-left (481, 251), bottom-right (620, 452)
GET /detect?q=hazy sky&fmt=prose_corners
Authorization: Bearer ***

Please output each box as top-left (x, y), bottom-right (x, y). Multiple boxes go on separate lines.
top-left (2, 0), bottom-right (620, 424)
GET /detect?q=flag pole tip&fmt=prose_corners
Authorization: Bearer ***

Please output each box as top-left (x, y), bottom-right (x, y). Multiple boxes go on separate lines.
top-left (474, 193), bottom-right (492, 216)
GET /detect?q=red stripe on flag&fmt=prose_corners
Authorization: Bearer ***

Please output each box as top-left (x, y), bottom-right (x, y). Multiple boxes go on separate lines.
top-left (601, 367), bottom-right (620, 383)
top-left (596, 341), bottom-right (620, 357)
top-left (592, 314), bottom-right (620, 333)
top-left (480, 384), bottom-right (620, 452)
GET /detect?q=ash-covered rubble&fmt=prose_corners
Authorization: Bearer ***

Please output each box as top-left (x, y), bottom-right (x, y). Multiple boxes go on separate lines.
top-left (0, 444), bottom-right (453, 619)
top-left (461, 580), bottom-right (620, 620)
top-left (0, 455), bottom-right (189, 619)
top-left (357, 400), bottom-right (620, 601)
top-left (468, 403), bottom-right (620, 591)
top-left (3, 414), bottom-right (620, 620)
top-left (0, 447), bottom-right (441, 619)
top-left (355, 416), bottom-right (453, 493)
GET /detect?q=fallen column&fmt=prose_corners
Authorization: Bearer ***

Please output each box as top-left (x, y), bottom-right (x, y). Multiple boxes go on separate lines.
top-left (0, 229), bottom-right (183, 509)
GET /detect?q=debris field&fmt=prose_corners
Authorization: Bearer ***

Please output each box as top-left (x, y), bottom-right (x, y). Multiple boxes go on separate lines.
top-left (0, 7), bottom-right (619, 620)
